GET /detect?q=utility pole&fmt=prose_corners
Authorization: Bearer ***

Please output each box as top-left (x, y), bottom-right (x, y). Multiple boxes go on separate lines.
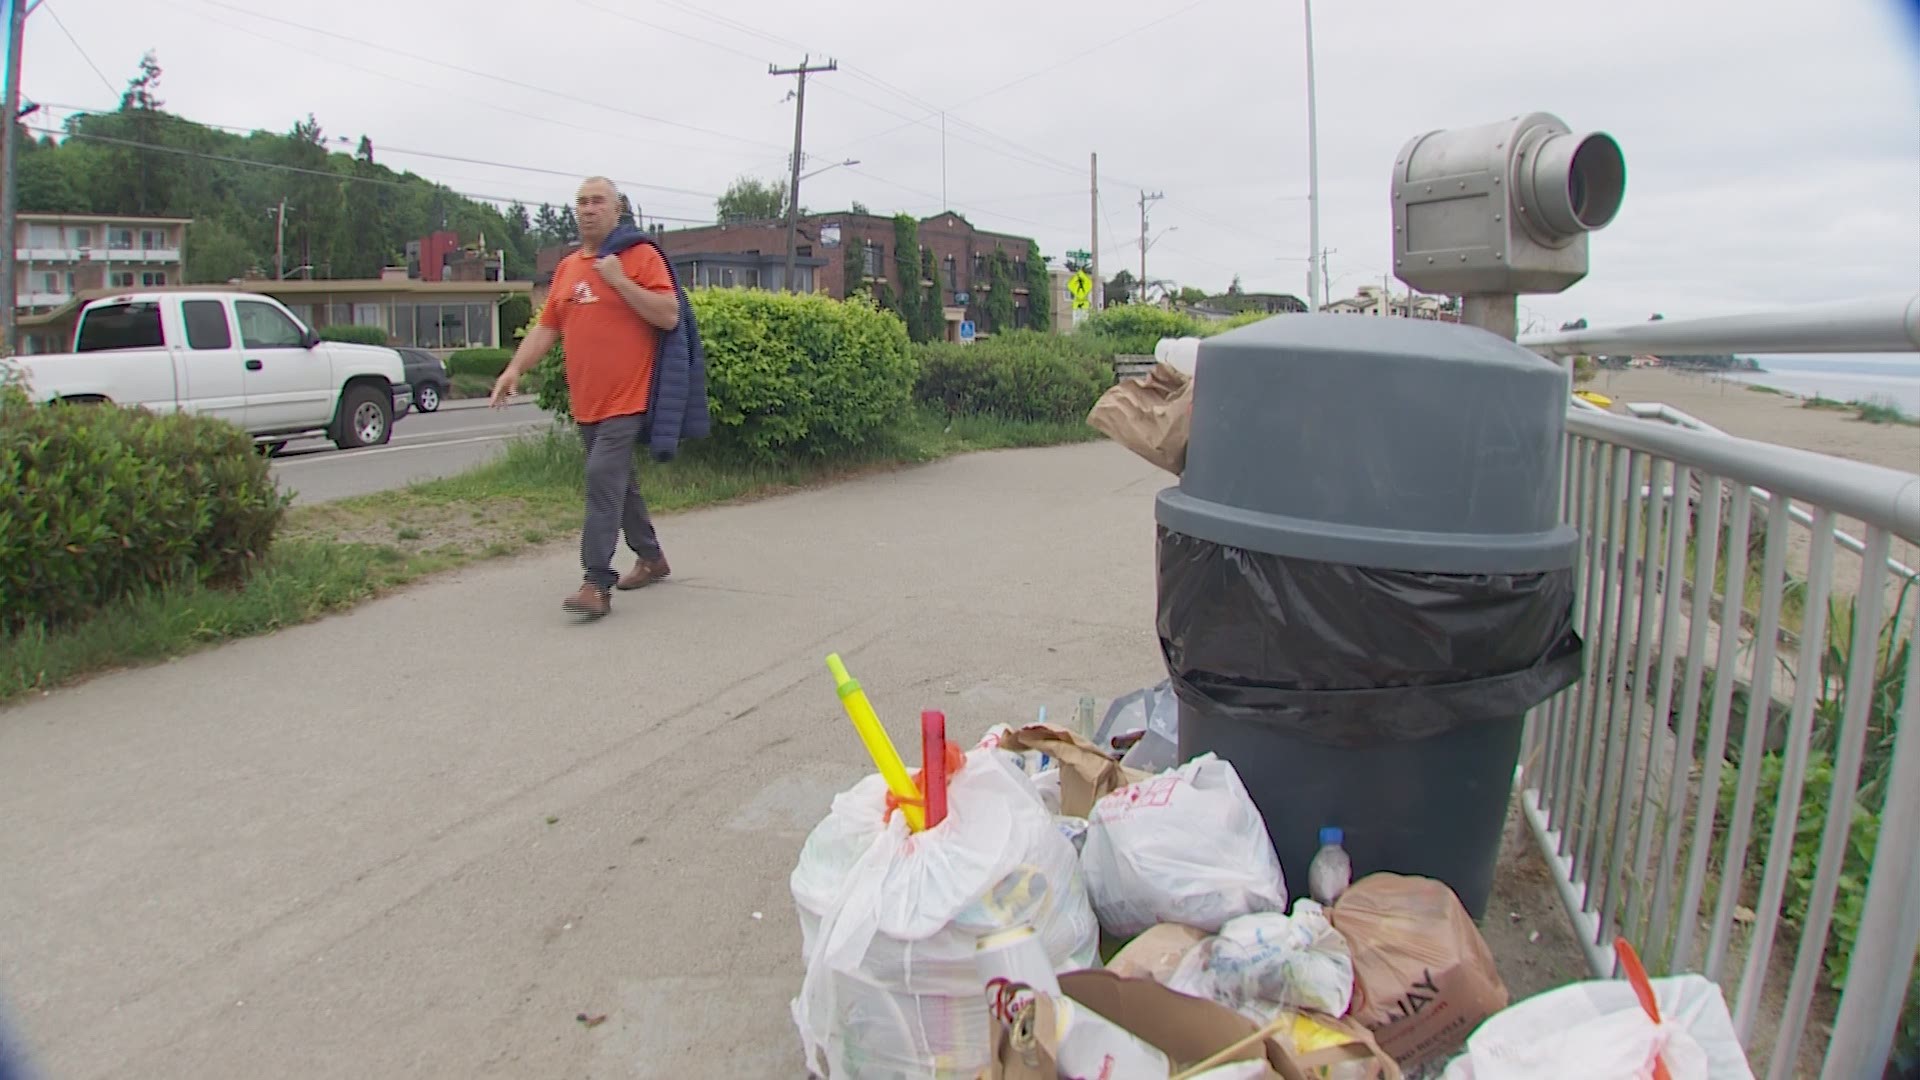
top-left (771, 55), bottom-right (835, 293)
top-left (0, 0), bottom-right (29, 354)
top-left (1089, 152), bottom-right (1101, 310)
top-left (270, 198), bottom-right (289, 280)
top-left (1138, 190), bottom-right (1162, 306)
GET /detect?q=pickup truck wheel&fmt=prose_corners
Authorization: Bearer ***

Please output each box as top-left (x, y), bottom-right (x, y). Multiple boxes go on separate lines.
top-left (415, 382), bottom-right (442, 412)
top-left (333, 386), bottom-right (393, 450)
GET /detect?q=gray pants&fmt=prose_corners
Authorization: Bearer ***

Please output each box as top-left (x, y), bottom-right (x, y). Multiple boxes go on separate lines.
top-left (579, 411), bottom-right (662, 590)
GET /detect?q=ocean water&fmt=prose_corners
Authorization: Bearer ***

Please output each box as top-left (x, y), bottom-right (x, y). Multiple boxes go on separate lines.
top-left (1719, 354), bottom-right (1920, 418)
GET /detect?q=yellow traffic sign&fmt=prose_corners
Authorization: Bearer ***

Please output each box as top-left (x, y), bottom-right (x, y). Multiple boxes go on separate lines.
top-left (1067, 270), bottom-right (1093, 309)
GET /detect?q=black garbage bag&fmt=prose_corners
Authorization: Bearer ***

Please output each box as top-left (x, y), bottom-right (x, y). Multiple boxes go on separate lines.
top-left (1157, 527), bottom-right (1583, 748)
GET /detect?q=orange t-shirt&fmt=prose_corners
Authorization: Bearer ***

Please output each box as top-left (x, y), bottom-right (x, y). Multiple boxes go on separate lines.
top-left (539, 244), bottom-right (676, 424)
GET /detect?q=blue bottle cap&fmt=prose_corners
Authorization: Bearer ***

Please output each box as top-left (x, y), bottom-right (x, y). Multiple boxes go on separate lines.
top-left (1319, 826), bottom-right (1343, 847)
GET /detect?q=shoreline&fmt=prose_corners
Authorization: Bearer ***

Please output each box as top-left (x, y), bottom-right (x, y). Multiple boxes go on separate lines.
top-left (1583, 367), bottom-right (1920, 475)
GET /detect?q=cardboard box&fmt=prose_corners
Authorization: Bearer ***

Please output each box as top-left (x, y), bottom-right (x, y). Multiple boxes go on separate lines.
top-left (980, 969), bottom-right (1310, 1080)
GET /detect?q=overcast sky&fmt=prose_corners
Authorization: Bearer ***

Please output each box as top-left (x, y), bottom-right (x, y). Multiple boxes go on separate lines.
top-left (17, 0), bottom-right (1920, 329)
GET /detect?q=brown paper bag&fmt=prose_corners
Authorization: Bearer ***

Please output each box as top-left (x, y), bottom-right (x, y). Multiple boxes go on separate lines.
top-left (1105, 922), bottom-right (1211, 983)
top-left (995, 723), bottom-right (1152, 818)
top-left (1329, 874), bottom-right (1509, 1069)
top-left (1086, 360), bottom-right (1194, 474)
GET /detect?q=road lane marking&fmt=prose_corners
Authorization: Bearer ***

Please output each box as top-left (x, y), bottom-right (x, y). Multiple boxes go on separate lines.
top-left (271, 430), bottom-right (541, 468)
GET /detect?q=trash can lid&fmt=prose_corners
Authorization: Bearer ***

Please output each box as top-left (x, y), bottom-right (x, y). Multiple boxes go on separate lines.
top-left (1158, 315), bottom-right (1578, 575)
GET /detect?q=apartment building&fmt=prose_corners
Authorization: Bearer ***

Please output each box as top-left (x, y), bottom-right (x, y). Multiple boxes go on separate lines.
top-left (13, 213), bottom-right (189, 312)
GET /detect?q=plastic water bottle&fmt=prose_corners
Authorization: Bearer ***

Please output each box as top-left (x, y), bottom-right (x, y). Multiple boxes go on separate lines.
top-left (1308, 826), bottom-right (1352, 906)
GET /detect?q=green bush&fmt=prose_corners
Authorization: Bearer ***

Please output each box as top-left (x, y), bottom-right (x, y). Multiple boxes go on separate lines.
top-left (318, 325), bottom-right (391, 346)
top-left (914, 331), bottom-right (1113, 423)
top-left (498, 294), bottom-right (532, 343)
top-left (533, 290), bottom-right (916, 460)
top-left (0, 398), bottom-right (287, 634)
top-left (1077, 305), bottom-right (1215, 355)
top-left (447, 347), bottom-right (513, 379)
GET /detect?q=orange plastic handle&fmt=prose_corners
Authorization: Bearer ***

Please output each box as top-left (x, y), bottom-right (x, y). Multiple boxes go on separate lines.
top-left (1615, 938), bottom-right (1672, 1080)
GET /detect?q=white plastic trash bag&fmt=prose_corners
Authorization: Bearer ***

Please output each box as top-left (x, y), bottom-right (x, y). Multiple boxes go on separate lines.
top-left (1169, 901), bottom-right (1355, 1019)
top-left (790, 747), bottom-right (1098, 1080)
top-left (1081, 753), bottom-right (1288, 938)
top-left (1439, 974), bottom-right (1752, 1080)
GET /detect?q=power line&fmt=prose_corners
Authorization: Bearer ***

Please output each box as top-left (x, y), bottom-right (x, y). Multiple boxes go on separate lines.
top-left (37, 101), bottom-right (723, 204)
top-left (22, 124), bottom-right (709, 223)
top-left (175, 5), bottom-right (771, 164)
top-left (199, 0), bottom-right (787, 153)
top-left (37, 0), bottom-right (115, 97)
top-left (570, 0), bottom-right (771, 65)
top-left (821, 0), bottom-right (1213, 169)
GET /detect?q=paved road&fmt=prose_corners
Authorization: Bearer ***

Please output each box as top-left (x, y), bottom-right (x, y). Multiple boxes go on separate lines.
top-left (270, 398), bottom-right (550, 504)
top-left (0, 441), bottom-right (1175, 1078)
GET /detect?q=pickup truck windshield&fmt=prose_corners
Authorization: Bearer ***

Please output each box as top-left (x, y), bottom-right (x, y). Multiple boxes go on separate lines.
top-left (75, 302), bottom-right (165, 352)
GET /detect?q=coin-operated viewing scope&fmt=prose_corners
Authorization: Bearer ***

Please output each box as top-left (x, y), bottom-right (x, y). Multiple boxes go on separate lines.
top-left (1392, 111), bottom-right (1625, 299)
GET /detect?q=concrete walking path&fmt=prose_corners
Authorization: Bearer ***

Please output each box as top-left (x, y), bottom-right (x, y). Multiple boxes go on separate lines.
top-left (0, 441), bottom-right (1175, 1079)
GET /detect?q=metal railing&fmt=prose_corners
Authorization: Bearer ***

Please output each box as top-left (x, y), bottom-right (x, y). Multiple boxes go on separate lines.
top-left (1516, 304), bottom-right (1920, 1078)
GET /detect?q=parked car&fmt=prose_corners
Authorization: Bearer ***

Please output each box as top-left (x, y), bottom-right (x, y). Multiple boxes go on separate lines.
top-left (396, 347), bottom-right (451, 413)
top-left (2, 292), bottom-right (411, 453)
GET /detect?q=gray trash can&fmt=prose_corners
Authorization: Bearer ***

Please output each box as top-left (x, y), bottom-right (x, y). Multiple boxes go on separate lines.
top-left (1155, 315), bottom-right (1584, 919)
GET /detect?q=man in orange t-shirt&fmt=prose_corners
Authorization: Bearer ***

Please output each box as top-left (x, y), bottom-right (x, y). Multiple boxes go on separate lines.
top-left (492, 177), bottom-right (680, 618)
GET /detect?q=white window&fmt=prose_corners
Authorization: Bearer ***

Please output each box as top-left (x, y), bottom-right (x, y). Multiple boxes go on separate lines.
top-left (141, 271), bottom-right (168, 287)
top-left (109, 228), bottom-right (134, 250)
top-left (141, 229), bottom-right (165, 250)
top-left (40, 272), bottom-right (57, 292)
top-left (25, 223), bottom-right (61, 247)
top-left (354, 303), bottom-right (383, 327)
top-left (70, 227), bottom-right (92, 249)
top-left (110, 272), bottom-right (135, 288)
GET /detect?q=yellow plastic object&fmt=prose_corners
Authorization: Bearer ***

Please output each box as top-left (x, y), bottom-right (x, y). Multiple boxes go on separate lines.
top-left (826, 653), bottom-right (925, 832)
top-left (1574, 390), bottom-right (1613, 408)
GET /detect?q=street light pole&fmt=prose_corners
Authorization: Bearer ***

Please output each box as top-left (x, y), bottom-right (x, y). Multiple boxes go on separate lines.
top-left (1303, 0), bottom-right (1322, 313)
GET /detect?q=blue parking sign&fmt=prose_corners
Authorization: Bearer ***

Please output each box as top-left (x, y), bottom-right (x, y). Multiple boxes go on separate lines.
top-left (959, 320), bottom-right (976, 341)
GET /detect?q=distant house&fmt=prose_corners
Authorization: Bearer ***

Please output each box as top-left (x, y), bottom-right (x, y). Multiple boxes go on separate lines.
top-left (1322, 284), bottom-right (1458, 321)
top-left (11, 213), bottom-right (190, 317)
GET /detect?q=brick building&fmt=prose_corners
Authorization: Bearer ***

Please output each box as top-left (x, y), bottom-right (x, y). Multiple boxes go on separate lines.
top-left (646, 210), bottom-right (1041, 341)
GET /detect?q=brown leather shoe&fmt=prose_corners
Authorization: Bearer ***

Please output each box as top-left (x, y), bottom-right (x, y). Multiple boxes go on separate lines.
top-left (616, 556), bottom-right (671, 591)
top-left (563, 583), bottom-right (611, 618)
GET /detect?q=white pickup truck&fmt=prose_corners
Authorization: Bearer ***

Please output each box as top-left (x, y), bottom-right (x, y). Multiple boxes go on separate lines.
top-left (4, 291), bottom-right (412, 452)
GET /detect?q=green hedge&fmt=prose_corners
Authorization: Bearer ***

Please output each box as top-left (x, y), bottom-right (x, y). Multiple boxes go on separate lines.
top-left (914, 331), bottom-right (1114, 423)
top-left (1075, 306), bottom-right (1217, 355)
top-left (498, 295), bottom-right (532, 343)
top-left (318, 325), bottom-right (391, 346)
top-left (0, 395), bottom-right (287, 633)
top-left (532, 290), bottom-right (915, 460)
top-left (448, 347), bottom-right (513, 378)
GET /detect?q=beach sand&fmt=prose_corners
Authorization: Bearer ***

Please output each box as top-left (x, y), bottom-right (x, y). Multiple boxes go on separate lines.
top-left (1587, 367), bottom-right (1918, 475)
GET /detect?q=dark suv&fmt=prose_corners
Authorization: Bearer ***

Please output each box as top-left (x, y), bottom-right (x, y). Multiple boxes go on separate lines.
top-left (396, 347), bottom-right (451, 413)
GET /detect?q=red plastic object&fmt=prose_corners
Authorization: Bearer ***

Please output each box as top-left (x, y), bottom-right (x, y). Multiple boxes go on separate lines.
top-left (1615, 937), bottom-right (1672, 1080)
top-left (921, 711), bottom-right (949, 828)
top-left (885, 740), bottom-right (965, 824)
